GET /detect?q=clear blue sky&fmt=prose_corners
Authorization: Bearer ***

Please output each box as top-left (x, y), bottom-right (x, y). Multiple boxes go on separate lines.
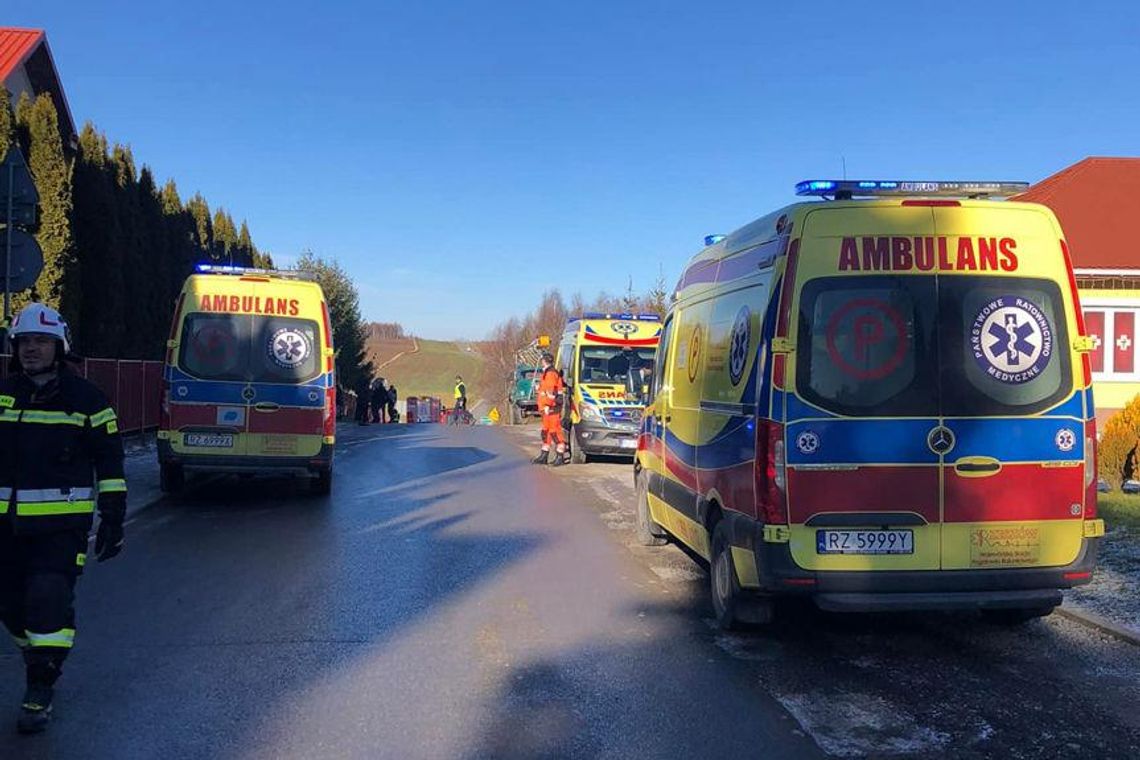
top-left (15, 2), bottom-right (1140, 338)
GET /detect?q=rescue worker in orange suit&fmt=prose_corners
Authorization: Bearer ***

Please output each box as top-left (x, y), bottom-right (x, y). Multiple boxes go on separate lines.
top-left (0, 304), bottom-right (126, 734)
top-left (531, 352), bottom-right (567, 466)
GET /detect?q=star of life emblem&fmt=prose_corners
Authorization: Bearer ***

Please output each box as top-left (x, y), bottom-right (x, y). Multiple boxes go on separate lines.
top-left (796, 430), bottom-right (820, 455)
top-left (728, 306), bottom-right (751, 385)
top-left (269, 328), bottom-right (312, 369)
top-left (971, 296), bottom-right (1053, 384)
top-left (1055, 428), bottom-right (1076, 453)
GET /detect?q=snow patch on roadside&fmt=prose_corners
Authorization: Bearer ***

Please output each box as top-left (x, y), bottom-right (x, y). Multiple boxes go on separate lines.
top-left (777, 691), bottom-right (951, 757)
top-left (1065, 525), bottom-right (1140, 637)
top-left (649, 565), bottom-right (703, 582)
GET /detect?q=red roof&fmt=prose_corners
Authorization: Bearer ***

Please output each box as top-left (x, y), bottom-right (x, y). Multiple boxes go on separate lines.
top-left (1013, 157), bottom-right (1140, 270)
top-left (0, 28), bottom-right (44, 82)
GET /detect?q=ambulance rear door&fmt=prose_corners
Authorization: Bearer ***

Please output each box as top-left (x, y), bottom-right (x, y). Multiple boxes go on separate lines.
top-left (171, 307), bottom-right (251, 458)
top-left (786, 206), bottom-right (942, 572)
top-left (934, 205), bottom-right (1086, 570)
top-left (242, 281), bottom-right (325, 459)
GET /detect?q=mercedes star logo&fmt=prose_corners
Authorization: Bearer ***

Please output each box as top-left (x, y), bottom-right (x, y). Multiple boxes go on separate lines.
top-left (927, 426), bottom-right (955, 455)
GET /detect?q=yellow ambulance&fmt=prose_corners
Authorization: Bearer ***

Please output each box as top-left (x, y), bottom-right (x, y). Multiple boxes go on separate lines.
top-left (555, 313), bottom-right (662, 462)
top-left (158, 265), bottom-right (337, 493)
top-left (635, 180), bottom-right (1104, 628)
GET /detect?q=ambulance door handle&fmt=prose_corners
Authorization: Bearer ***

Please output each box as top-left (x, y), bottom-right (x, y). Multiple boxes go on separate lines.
top-left (953, 456), bottom-right (1001, 477)
top-left (664, 414), bottom-right (672, 423)
top-left (254, 402), bottom-right (281, 413)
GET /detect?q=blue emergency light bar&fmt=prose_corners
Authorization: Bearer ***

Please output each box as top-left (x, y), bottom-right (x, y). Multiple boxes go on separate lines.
top-left (704, 234), bottom-right (727, 247)
top-left (794, 179), bottom-right (1029, 199)
top-left (195, 264), bottom-right (316, 281)
top-left (572, 312), bottom-right (662, 322)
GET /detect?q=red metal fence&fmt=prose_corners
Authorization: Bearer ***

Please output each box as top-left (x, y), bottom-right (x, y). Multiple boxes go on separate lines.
top-left (0, 356), bottom-right (164, 435)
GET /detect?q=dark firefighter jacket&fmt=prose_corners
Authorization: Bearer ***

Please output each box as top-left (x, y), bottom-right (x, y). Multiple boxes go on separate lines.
top-left (0, 370), bottom-right (126, 535)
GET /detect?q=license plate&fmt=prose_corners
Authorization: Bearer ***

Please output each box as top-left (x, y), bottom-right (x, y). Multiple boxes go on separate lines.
top-left (816, 529), bottom-right (913, 555)
top-left (620, 438), bottom-right (638, 449)
top-left (184, 433), bottom-right (234, 448)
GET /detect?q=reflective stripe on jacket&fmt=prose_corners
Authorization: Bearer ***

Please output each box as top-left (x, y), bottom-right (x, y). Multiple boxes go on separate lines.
top-left (0, 371), bottom-right (126, 535)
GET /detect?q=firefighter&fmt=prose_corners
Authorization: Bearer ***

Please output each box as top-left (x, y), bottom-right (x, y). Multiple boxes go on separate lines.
top-left (0, 304), bottom-right (126, 734)
top-left (531, 352), bottom-right (566, 466)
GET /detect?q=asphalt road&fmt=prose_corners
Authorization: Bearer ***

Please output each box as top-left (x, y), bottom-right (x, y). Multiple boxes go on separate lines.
top-left (2, 423), bottom-right (1138, 759)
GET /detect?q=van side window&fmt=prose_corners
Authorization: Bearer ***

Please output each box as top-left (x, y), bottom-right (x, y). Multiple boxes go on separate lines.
top-left (651, 316), bottom-right (675, 402)
top-left (559, 343), bottom-right (574, 383)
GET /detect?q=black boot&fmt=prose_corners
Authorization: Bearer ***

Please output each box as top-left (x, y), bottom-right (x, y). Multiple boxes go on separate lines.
top-left (550, 453), bottom-right (567, 467)
top-left (17, 684), bottom-right (52, 735)
top-left (531, 450), bottom-right (549, 465)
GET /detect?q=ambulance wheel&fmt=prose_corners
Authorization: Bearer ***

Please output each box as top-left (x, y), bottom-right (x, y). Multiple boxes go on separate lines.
top-left (160, 463), bottom-right (184, 493)
top-left (635, 471), bottom-right (667, 546)
top-left (570, 429), bottom-right (589, 464)
top-left (311, 468), bottom-right (333, 496)
top-left (981, 605), bottom-right (1055, 626)
top-left (711, 521), bottom-right (746, 630)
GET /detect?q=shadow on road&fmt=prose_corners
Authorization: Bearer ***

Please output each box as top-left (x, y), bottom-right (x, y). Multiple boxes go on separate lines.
top-left (0, 425), bottom-right (546, 760)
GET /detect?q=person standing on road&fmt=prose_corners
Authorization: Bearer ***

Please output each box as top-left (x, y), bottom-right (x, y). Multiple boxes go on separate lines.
top-left (0, 304), bottom-right (126, 735)
top-left (387, 383), bottom-right (399, 423)
top-left (531, 353), bottom-right (567, 466)
top-left (371, 378), bottom-right (389, 424)
top-left (453, 376), bottom-right (467, 413)
top-left (354, 375), bottom-right (372, 426)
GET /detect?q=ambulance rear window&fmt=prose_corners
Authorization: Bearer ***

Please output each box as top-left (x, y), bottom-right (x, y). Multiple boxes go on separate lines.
top-left (796, 276), bottom-right (938, 417)
top-left (940, 277), bottom-right (1070, 416)
top-left (179, 314), bottom-right (321, 383)
top-left (795, 276), bottom-right (1072, 418)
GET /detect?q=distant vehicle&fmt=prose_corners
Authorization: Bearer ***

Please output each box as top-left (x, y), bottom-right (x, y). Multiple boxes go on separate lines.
top-left (506, 337), bottom-right (548, 425)
top-left (637, 178), bottom-right (1104, 629)
top-left (556, 313), bottom-right (662, 463)
top-left (1097, 478), bottom-right (1112, 493)
top-left (158, 265), bottom-right (336, 494)
top-left (1122, 480), bottom-right (1140, 494)
top-left (508, 366), bottom-right (539, 424)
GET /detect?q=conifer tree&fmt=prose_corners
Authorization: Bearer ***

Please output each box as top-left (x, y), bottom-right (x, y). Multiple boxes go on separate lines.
top-left (19, 96), bottom-right (78, 320)
top-left (236, 220), bottom-right (254, 266)
top-left (295, 250), bottom-right (372, 388)
top-left (0, 87), bottom-right (12, 162)
top-left (73, 124), bottom-right (123, 355)
top-left (186, 193), bottom-right (213, 263)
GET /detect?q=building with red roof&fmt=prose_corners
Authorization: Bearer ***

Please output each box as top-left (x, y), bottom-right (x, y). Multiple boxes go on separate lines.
top-left (0, 27), bottom-right (76, 147)
top-left (1015, 158), bottom-right (1140, 423)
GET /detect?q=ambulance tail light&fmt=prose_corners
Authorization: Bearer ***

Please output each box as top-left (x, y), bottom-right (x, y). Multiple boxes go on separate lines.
top-left (1084, 419), bottom-right (1097, 519)
top-left (159, 379), bottom-right (171, 430)
top-left (755, 420), bottom-right (788, 525)
top-left (323, 387), bottom-right (337, 438)
top-left (1060, 239), bottom-right (1092, 387)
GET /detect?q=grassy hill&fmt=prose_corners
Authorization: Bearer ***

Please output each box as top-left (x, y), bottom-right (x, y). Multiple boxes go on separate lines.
top-left (376, 339), bottom-right (486, 402)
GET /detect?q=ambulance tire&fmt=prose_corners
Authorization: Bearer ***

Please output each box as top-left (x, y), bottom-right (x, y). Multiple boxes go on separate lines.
top-left (635, 471), bottom-right (667, 546)
top-left (711, 521), bottom-right (745, 630)
top-left (571, 431), bottom-right (588, 465)
top-left (160, 463), bottom-right (184, 493)
top-left (311, 467), bottom-right (333, 496)
top-left (980, 605), bottom-right (1055, 626)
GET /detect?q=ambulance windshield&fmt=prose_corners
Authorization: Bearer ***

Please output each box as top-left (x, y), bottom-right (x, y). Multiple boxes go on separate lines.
top-left (796, 276), bottom-right (1071, 417)
top-left (180, 314), bottom-right (322, 384)
top-left (579, 346), bottom-right (656, 385)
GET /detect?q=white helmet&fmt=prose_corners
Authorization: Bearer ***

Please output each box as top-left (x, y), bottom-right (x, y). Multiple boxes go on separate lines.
top-left (9, 303), bottom-right (71, 354)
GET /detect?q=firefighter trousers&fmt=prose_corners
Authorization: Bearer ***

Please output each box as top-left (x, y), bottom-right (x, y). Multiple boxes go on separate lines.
top-left (0, 523), bottom-right (86, 687)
